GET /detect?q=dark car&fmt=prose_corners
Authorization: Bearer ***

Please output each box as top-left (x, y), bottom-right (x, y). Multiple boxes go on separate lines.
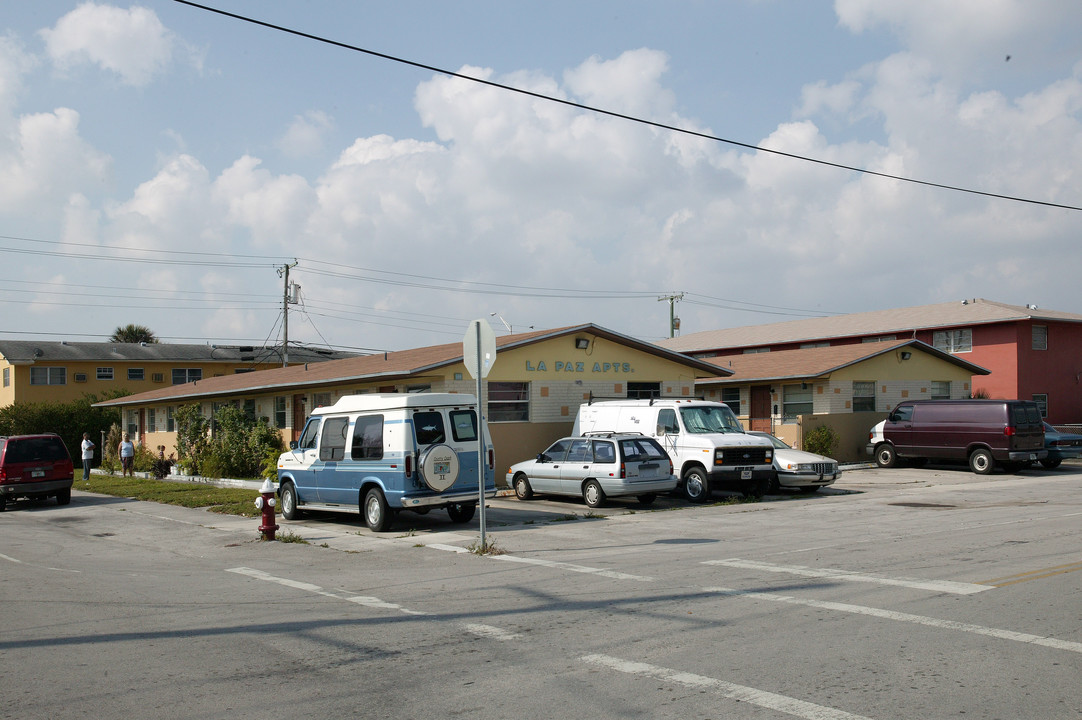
top-left (1039, 422), bottom-right (1082, 469)
top-left (0, 434), bottom-right (75, 510)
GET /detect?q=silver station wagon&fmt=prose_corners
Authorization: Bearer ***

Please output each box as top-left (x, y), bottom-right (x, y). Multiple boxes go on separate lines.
top-left (506, 432), bottom-right (677, 508)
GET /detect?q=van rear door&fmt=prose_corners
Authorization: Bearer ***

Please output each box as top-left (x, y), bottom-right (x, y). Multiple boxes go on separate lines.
top-left (1010, 403), bottom-right (1045, 454)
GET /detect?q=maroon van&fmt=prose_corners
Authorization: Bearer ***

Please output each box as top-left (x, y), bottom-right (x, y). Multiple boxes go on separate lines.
top-left (0, 434), bottom-right (75, 510)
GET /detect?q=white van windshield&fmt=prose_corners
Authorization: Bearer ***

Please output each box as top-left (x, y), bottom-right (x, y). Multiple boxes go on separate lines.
top-left (679, 405), bottom-right (743, 434)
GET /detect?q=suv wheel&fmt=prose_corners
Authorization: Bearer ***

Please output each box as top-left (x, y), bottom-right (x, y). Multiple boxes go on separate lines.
top-left (55, 488), bottom-right (71, 506)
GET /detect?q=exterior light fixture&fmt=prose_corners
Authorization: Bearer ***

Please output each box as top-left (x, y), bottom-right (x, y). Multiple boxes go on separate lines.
top-left (575, 338), bottom-right (590, 350)
top-left (900, 351), bottom-right (912, 360)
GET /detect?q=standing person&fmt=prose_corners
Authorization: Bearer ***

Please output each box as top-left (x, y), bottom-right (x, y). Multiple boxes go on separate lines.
top-left (118, 433), bottom-right (135, 477)
top-left (80, 432), bottom-right (95, 481)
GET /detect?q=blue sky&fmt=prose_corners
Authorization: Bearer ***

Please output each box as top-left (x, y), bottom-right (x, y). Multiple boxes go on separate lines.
top-left (2, 1), bottom-right (1081, 352)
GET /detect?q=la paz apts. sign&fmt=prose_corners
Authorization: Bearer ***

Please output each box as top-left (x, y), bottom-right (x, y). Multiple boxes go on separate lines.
top-left (524, 360), bottom-right (633, 374)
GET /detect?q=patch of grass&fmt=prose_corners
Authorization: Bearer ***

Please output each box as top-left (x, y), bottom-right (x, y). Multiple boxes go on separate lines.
top-left (75, 475), bottom-right (261, 517)
top-left (550, 513), bottom-right (579, 522)
top-left (467, 537), bottom-right (505, 555)
top-left (275, 530), bottom-right (309, 544)
top-left (581, 511), bottom-right (606, 520)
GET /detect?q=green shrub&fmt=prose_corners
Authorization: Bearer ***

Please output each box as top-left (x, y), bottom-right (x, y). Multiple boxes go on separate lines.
top-left (803, 424), bottom-right (840, 457)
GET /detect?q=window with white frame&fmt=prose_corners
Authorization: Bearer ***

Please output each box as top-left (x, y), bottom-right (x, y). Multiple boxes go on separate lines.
top-left (742, 347), bottom-right (770, 354)
top-left (30, 367), bottom-right (66, 385)
top-left (861, 336), bottom-right (896, 343)
top-left (2, 367), bottom-right (8, 387)
top-left (313, 393), bottom-right (332, 408)
top-left (274, 397), bottom-right (287, 428)
top-left (932, 328), bottom-right (972, 353)
top-left (172, 368), bottom-right (202, 384)
top-left (1033, 393), bottom-right (1048, 417)
top-left (782, 384), bottom-right (813, 422)
top-left (166, 406), bottom-right (175, 432)
top-left (931, 381), bottom-right (951, 400)
top-left (97, 367), bottom-right (114, 380)
top-left (147, 408), bottom-right (156, 432)
top-left (243, 399), bottom-right (256, 420)
top-left (721, 387), bottom-right (741, 415)
top-left (852, 381), bottom-right (876, 411)
top-left (487, 381), bottom-right (529, 422)
top-left (1032, 325), bottom-right (1047, 350)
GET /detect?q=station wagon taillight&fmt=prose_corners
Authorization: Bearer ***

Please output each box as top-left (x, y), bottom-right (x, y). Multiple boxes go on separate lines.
top-left (619, 463), bottom-right (626, 479)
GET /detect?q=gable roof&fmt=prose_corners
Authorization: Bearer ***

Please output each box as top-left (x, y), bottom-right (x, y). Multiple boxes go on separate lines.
top-left (695, 339), bottom-right (990, 385)
top-left (96, 324), bottom-right (730, 408)
top-left (660, 298), bottom-right (1082, 353)
top-left (0, 340), bottom-right (355, 366)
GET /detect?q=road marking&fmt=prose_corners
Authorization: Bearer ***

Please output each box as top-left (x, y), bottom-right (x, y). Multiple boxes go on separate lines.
top-left (426, 543), bottom-right (469, 553)
top-left (704, 558), bottom-right (989, 595)
top-left (581, 654), bottom-right (874, 720)
top-left (0, 552), bottom-right (23, 564)
top-left (462, 623), bottom-right (522, 641)
top-left (702, 586), bottom-right (1082, 655)
top-left (978, 561), bottom-right (1082, 587)
top-left (492, 554), bottom-right (654, 581)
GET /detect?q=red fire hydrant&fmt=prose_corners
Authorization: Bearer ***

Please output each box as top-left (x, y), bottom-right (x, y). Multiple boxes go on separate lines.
top-left (255, 478), bottom-right (279, 541)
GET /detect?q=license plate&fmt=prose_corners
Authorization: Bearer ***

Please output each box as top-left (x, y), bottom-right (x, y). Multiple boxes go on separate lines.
top-left (31, 470), bottom-right (45, 478)
top-left (741, 470), bottom-right (752, 480)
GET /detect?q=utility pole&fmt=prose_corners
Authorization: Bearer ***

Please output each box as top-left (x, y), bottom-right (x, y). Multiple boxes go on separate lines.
top-left (658, 293), bottom-right (684, 338)
top-left (277, 260), bottom-right (299, 367)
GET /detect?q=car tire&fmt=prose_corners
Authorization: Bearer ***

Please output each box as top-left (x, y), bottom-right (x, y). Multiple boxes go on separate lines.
top-left (582, 480), bottom-right (605, 508)
top-left (744, 476), bottom-right (768, 499)
top-left (682, 468), bottom-right (710, 503)
top-left (875, 444), bottom-right (897, 468)
top-left (513, 473), bottom-right (534, 500)
top-left (798, 486), bottom-right (821, 493)
top-left (55, 487), bottom-right (71, 506)
top-left (1039, 458), bottom-right (1061, 469)
top-left (280, 481), bottom-right (300, 521)
top-left (766, 472), bottom-right (781, 495)
top-left (447, 502), bottom-right (476, 524)
top-left (636, 493), bottom-right (657, 505)
top-left (968, 448), bottom-right (993, 475)
top-left (363, 487), bottom-right (394, 532)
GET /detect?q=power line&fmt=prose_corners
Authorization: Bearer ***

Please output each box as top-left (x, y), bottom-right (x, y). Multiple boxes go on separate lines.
top-left (175, 0), bottom-right (1082, 213)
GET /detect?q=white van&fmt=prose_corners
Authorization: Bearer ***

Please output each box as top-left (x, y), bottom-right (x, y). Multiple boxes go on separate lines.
top-left (276, 393), bottom-right (496, 532)
top-left (573, 398), bottom-right (774, 502)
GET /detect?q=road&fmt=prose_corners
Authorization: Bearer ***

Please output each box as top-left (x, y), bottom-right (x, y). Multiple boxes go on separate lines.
top-left (2, 463), bottom-right (1080, 719)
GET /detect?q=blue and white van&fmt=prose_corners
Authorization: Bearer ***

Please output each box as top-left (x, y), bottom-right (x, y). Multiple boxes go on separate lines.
top-left (276, 393), bottom-right (496, 532)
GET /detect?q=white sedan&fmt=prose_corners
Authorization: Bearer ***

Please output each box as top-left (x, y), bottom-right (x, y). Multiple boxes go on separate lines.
top-left (748, 431), bottom-right (840, 493)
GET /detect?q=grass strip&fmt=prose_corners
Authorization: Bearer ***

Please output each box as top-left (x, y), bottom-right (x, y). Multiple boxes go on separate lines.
top-left (75, 474), bottom-right (261, 517)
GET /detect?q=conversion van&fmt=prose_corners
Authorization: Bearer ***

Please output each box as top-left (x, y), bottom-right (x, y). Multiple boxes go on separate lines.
top-left (866, 399), bottom-right (1046, 474)
top-left (573, 398), bottom-right (774, 501)
top-left (277, 393), bottom-right (496, 532)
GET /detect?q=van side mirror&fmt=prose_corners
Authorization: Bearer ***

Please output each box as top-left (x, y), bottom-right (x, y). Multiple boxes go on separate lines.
top-left (655, 424), bottom-right (666, 437)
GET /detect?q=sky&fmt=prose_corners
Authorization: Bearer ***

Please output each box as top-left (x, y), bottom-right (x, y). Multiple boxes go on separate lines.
top-left (2, 1), bottom-right (1081, 354)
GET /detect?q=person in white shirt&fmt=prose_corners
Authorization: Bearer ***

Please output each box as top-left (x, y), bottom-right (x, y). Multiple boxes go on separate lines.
top-left (80, 432), bottom-right (95, 481)
top-left (118, 433), bottom-right (135, 477)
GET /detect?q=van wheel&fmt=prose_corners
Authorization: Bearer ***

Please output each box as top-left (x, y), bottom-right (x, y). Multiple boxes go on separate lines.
top-left (767, 473), bottom-right (781, 494)
top-left (447, 503), bottom-right (476, 524)
top-left (280, 482), bottom-right (300, 521)
top-left (683, 468), bottom-right (710, 503)
top-left (583, 480), bottom-right (605, 508)
top-left (875, 444), bottom-right (897, 468)
top-left (363, 488), bottom-right (394, 532)
top-left (55, 488), bottom-right (71, 506)
top-left (968, 448), bottom-right (993, 475)
top-left (1040, 458), bottom-right (1062, 469)
top-left (513, 473), bottom-right (534, 500)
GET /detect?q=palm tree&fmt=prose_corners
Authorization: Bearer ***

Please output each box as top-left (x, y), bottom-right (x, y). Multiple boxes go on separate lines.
top-left (109, 324), bottom-right (159, 344)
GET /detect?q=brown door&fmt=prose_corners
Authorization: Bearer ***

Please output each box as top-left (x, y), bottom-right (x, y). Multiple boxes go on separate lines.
top-left (291, 394), bottom-right (307, 443)
top-left (750, 385), bottom-right (772, 433)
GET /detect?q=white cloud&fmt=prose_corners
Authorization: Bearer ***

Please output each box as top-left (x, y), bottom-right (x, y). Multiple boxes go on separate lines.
top-left (276, 110), bottom-right (335, 160)
top-left (39, 2), bottom-right (178, 86)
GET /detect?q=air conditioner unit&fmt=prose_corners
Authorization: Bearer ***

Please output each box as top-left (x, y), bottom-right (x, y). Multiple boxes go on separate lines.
top-left (152, 373), bottom-right (165, 383)
top-left (74, 373), bottom-right (88, 383)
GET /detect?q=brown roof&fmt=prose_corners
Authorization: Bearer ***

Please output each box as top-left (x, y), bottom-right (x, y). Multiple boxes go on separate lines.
top-left (97, 323), bottom-right (730, 407)
top-left (661, 298), bottom-right (1082, 353)
top-left (696, 339), bottom-right (990, 385)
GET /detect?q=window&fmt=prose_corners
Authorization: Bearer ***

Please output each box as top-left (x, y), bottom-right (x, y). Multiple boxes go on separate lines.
top-left (721, 388), bottom-right (741, 415)
top-left (852, 381), bottom-right (876, 412)
top-left (932, 328), bottom-right (972, 353)
top-left (889, 404), bottom-right (914, 422)
top-left (742, 348), bottom-right (770, 354)
top-left (128, 368), bottom-right (144, 381)
top-left (627, 382), bottom-right (660, 399)
top-left (658, 408), bottom-right (679, 434)
top-left (782, 384), bottom-right (813, 422)
top-left (97, 367), bottom-right (114, 380)
top-left (166, 406), bottom-right (175, 432)
top-left (313, 392), bottom-right (332, 408)
top-left (488, 381), bottom-right (529, 422)
top-left (800, 342), bottom-right (830, 348)
top-left (274, 397), bottom-right (287, 429)
top-left (413, 411), bottom-right (446, 445)
top-left (1032, 325), bottom-right (1047, 350)
top-left (566, 439), bottom-right (592, 463)
top-left (1032, 394), bottom-right (1048, 417)
top-left (2, 367), bottom-right (8, 387)
top-left (931, 381), bottom-right (951, 400)
top-left (30, 367), bottom-right (66, 385)
top-left (319, 416), bottom-right (348, 461)
top-left (147, 409), bottom-right (156, 433)
top-left (861, 336), bottom-right (896, 343)
top-left (449, 410), bottom-right (479, 442)
top-left (243, 399), bottom-right (256, 420)
top-left (593, 441), bottom-right (615, 463)
top-left (350, 415), bottom-right (384, 460)
top-left (298, 419), bottom-right (321, 450)
top-left (172, 368), bottom-right (202, 385)
top-left (406, 384), bottom-right (431, 393)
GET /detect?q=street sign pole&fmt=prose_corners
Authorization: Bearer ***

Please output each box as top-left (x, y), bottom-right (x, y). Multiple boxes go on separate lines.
top-left (463, 319), bottom-right (497, 551)
top-left (473, 320), bottom-right (486, 548)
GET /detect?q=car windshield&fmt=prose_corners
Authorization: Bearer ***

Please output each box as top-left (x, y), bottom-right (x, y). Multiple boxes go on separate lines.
top-left (756, 434), bottom-right (790, 450)
top-left (679, 405), bottom-right (743, 434)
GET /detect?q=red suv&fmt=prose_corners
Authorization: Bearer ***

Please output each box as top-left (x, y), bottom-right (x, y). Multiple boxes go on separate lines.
top-left (0, 434), bottom-right (75, 511)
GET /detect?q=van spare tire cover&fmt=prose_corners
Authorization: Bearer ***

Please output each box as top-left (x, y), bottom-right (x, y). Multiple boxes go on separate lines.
top-left (418, 444), bottom-right (461, 492)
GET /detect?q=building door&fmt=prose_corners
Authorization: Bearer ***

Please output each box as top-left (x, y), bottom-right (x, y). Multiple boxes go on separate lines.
top-left (291, 394), bottom-right (307, 443)
top-left (750, 386), bottom-right (772, 433)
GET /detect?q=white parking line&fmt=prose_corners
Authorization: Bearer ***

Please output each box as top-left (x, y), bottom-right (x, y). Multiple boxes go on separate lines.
top-left (702, 586), bottom-right (1082, 655)
top-left (462, 623), bottom-right (522, 641)
top-left (703, 558), bottom-right (989, 595)
top-left (492, 554), bottom-right (654, 581)
top-left (581, 654), bottom-right (875, 720)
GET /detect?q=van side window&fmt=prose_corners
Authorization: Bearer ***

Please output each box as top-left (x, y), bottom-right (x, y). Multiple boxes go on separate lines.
top-left (413, 411), bottom-right (446, 445)
top-left (658, 409), bottom-right (679, 434)
top-left (298, 419), bottom-right (321, 450)
top-left (890, 405), bottom-right (913, 422)
top-left (350, 415), bottom-right (383, 460)
top-left (449, 410), bottom-right (478, 442)
top-left (319, 417), bottom-right (348, 461)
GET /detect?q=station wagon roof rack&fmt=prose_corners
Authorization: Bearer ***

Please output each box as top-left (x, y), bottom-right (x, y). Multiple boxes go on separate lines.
top-left (580, 430), bottom-right (645, 438)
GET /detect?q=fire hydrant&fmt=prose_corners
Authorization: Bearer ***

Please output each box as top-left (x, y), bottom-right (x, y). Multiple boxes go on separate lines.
top-left (255, 478), bottom-right (279, 541)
